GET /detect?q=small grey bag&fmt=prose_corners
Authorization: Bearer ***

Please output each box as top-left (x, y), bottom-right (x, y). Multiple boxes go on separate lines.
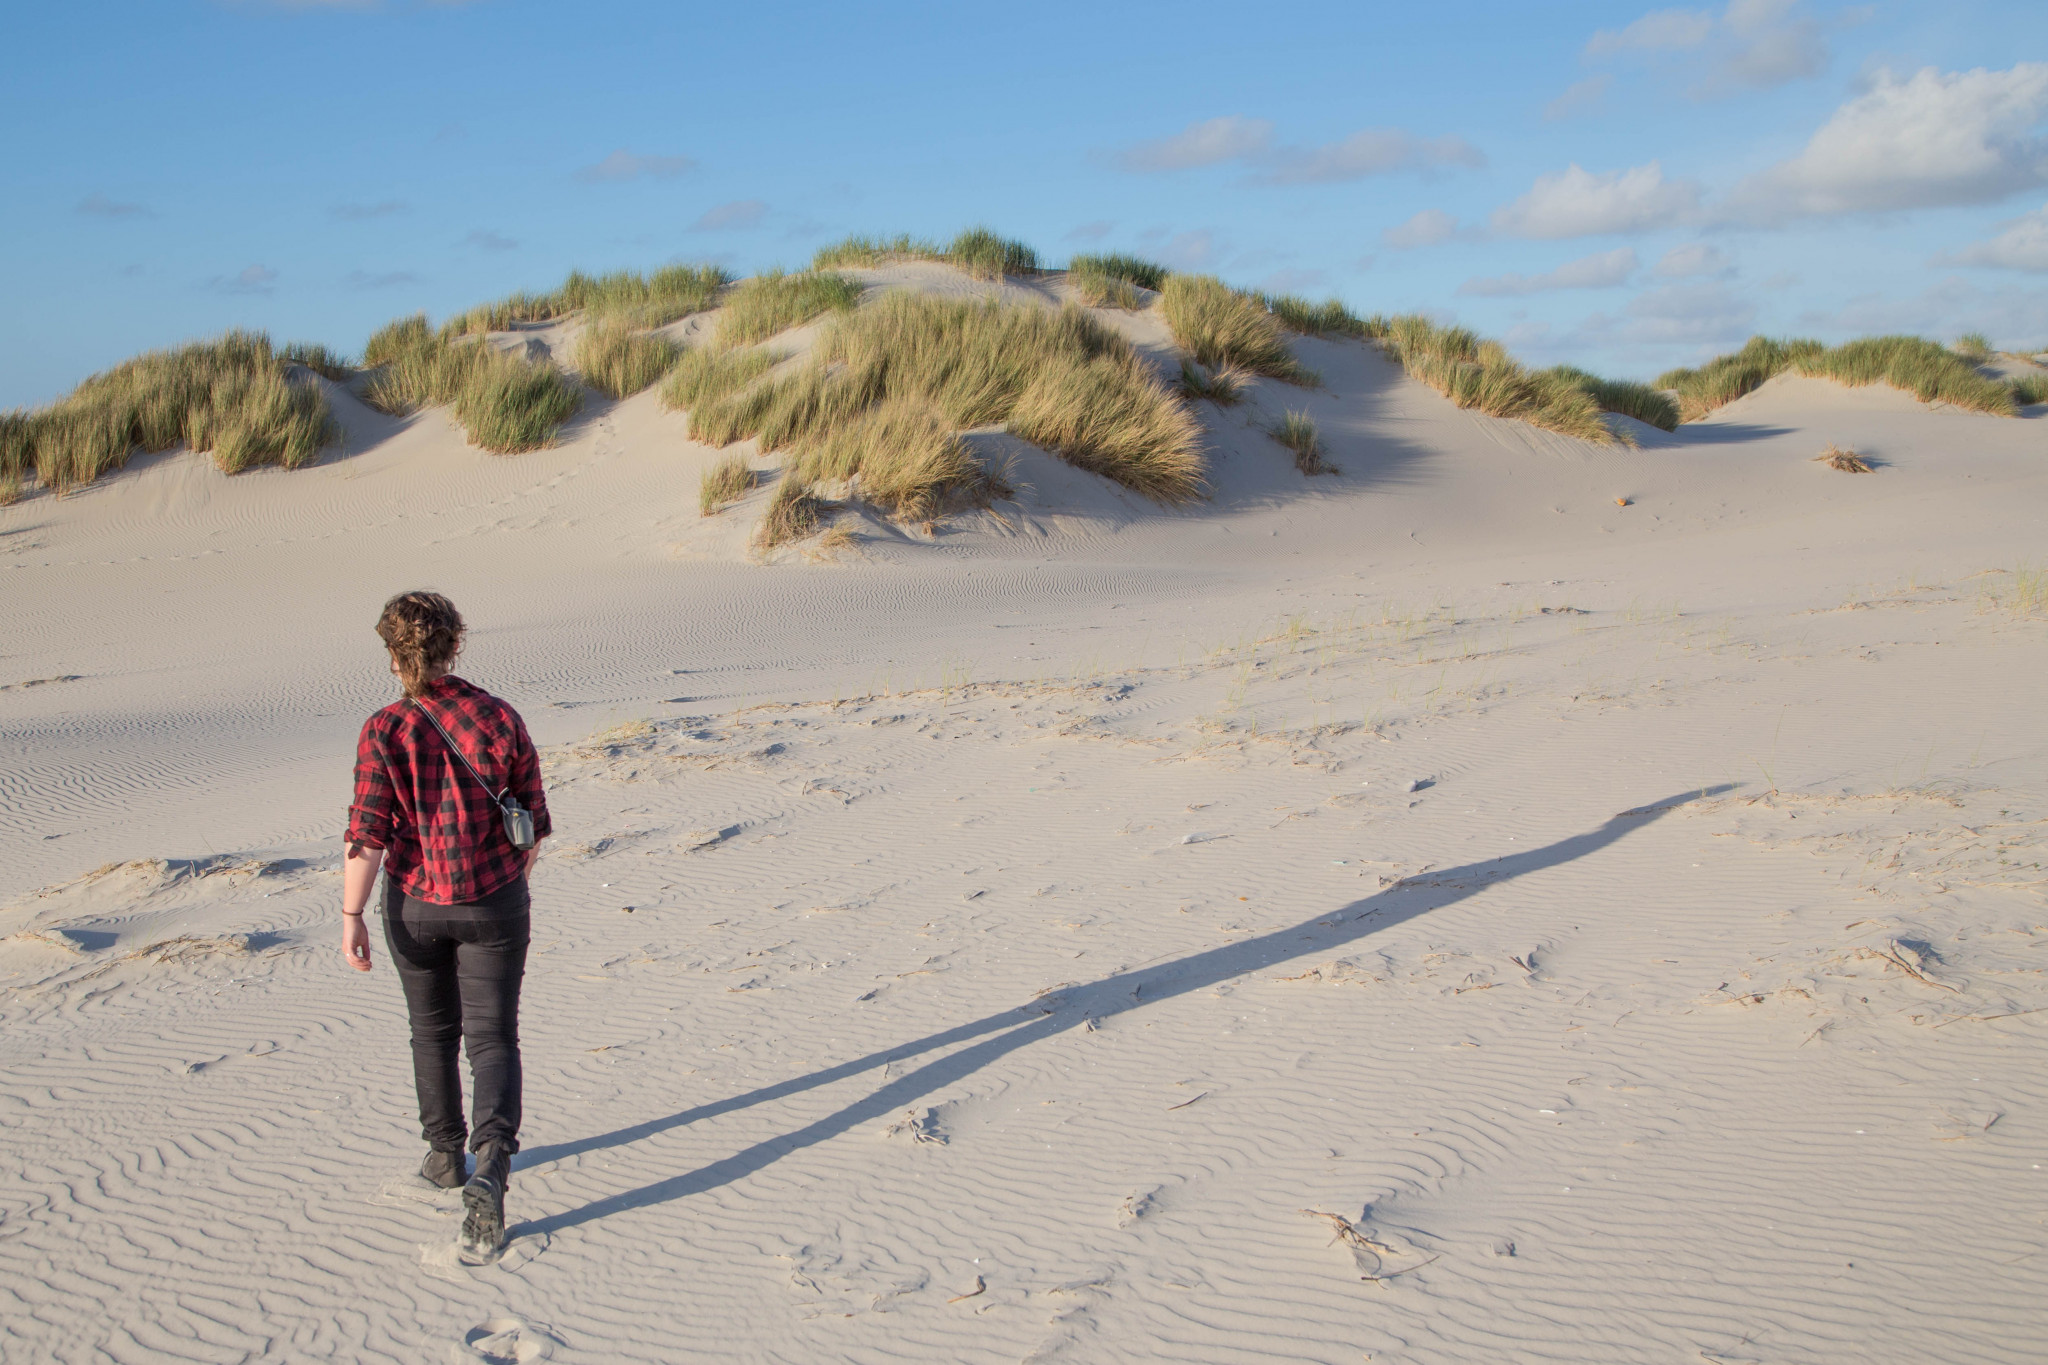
top-left (413, 701), bottom-right (538, 852)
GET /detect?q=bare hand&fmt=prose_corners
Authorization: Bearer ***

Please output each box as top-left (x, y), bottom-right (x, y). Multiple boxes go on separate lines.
top-left (342, 914), bottom-right (373, 972)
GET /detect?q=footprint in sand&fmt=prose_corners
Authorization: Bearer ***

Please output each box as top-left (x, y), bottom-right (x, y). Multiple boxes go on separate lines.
top-left (450, 1317), bottom-right (561, 1364)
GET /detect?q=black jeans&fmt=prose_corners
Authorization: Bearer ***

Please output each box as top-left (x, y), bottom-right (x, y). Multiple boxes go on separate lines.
top-left (383, 876), bottom-right (530, 1155)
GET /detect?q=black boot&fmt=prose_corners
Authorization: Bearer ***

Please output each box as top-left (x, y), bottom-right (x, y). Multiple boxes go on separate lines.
top-left (459, 1142), bottom-right (512, 1262)
top-left (421, 1147), bottom-right (468, 1189)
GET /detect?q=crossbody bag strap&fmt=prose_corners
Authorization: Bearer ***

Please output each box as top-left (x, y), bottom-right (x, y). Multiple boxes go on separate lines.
top-left (412, 699), bottom-right (512, 807)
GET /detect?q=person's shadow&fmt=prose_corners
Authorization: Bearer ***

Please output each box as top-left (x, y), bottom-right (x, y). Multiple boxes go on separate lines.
top-left (514, 787), bottom-right (1729, 1238)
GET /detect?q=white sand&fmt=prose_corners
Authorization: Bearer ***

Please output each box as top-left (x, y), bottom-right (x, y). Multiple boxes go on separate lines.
top-left (3, 277), bottom-right (2046, 1363)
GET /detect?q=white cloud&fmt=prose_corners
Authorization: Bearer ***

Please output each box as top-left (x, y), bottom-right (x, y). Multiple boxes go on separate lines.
top-left (78, 193), bottom-right (149, 218)
top-left (1253, 130), bottom-right (1484, 185)
top-left (1459, 247), bottom-right (1638, 296)
top-left (1797, 274), bottom-right (2048, 344)
top-left (1545, 75), bottom-right (1613, 121)
top-left (1492, 161), bottom-right (1701, 238)
top-left (209, 265), bottom-right (278, 295)
top-left (1135, 227), bottom-right (1220, 268)
top-left (1116, 117), bottom-right (1482, 183)
top-left (1653, 243), bottom-right (1732, 277)
top-left (1620, 281), bottom-right (1756, 344)
top-left (691, 199), bottom-right (766, 231)
top-left (1585, 8), bottom-right (1714, 55)
top-left (1585, 2), bottom-right (1833, 97)
top-left (575, 149), bottom-right (697, 183)
top-left (1723, 64), bottom-right (2048, 223)
top-left (1117, 117), bottom-right (1274, 172)
top-left (1382, 208), bottom-right (1461, 249)
top-left (332, 200), bottom-right (407, 220)
top-left (344, 269), bottom-right (421, 289)
top-left (462, 229), bottom-right (517, 251)
top-left (1942, 203), bottom-right (2048, 272)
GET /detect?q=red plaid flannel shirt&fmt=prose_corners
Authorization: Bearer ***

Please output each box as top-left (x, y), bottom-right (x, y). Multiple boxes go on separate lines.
top-left (347, 676), bottom-right (552, 905)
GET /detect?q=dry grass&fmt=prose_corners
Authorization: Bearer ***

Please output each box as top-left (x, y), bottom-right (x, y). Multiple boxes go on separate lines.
top-left (362, 321), bottom-right (581, 452)
top-left (1380, 315), bottom-right (1622, 445)
top-left (716, 271), bottom-right (863, 346)
top-left (756, 477), bottom-right (825, 548)
top-left (1814, 442), bottom-right (1873, 473)
top-left (1266, 295), bottom-right (1378, 339)
top-left (2011, 374), bottom-right (2048, 406)
top-left (574, 320), bottom-right (680, 399)
top-left (1270, 410), bottom-right (1334, 474)
top-left (441, 264), bottom-right (731, 336)
top-left (698, 452), bottom-right (754, 515)
top-left (1659, 334), bottom-right (2019, 421)
top-left (1178, 361), bottom-right (1247, 406)
top-left (810, 228), bottom-right (1039, 280)
top-left (660, 345), bottom-right (778, 421)
top-left (1547, 364), bottom-right (1679, 431)
top-left (1067, 253), bottom-right (1170, 292)
top-left (691, 292), bottom-right (1204, 508)
top-left (1161, 275), bottom-right (1313, 385)
top-left (808, 524), bottom-right (858, 559)
top-left (281, 342), bottom-right (355, 380)
top-left (2010, 565), bottom-right (2048, 618)
top-left (1069, 270), bottom-right (1146, 310)
top-left (1952, 332), bottom-right (1993, 362)
top-left (787, 397), bottom-right (1003, 520)
top-left (0, 331), bottom-right (340, 491)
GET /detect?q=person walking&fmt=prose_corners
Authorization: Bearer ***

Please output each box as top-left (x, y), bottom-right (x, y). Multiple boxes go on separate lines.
top-left (340, 591), bottom-right (551, 1262)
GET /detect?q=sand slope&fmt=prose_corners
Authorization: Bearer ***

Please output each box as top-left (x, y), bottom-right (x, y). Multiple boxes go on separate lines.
top-left (2, 270), bottom-right (2045, 1363)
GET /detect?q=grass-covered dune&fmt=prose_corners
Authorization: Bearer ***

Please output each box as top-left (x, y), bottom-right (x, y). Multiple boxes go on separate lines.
top-left (7, 225), bottom-right (2042, 521)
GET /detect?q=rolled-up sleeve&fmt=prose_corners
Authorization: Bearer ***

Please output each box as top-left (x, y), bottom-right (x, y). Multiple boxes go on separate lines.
top-left (346, 716), bottom-right (398, 851)
top-left (508, 712), bottom-right (552, 840)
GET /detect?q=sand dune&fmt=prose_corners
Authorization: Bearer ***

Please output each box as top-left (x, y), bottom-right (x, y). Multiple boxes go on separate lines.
top-left (2, 264), bottom-right (2045, 1363)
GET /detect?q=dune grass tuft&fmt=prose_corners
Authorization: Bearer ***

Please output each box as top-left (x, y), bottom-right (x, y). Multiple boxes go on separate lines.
top-left (1266, 295), bottom-right (1378, 340)
top-left (810, 229), bottom-right (1039, 280)
top-left (1161, 275), bottom-right (1313, 385)
top-left (1178, 361), bottom-right (1247, 406)
top-left (661, 345), bottom-right (780, 428)
top-left (1547, 365), bottom-right (1680, 431)
top-left (947, 227), bottom-right (1039, 280)
top-left (787, 397), bottom-right (1003, 520)
top-left (699, 452), bottom-right (754, 515)
top-left (756, 476), bottom-right (825, 548)
top-left (2010, 374), bottom-right (2048, 406)
top-left (574, 320), bottom-right (680, 399)
top-left (0, 331), bottom-right (341, 491)
top-left (1658, 334), bottom-right (2018, 420)
top-left (1068, 253), bottom-right (1170, 292)
top-left (1814, 442), bottom-right (1873, 473)
top-left (362, 320), bottom-right (581, 452)
top-left (1068, 269), bottom-right (1146, 310)
top-left (716, 271), bottom-right (863, 346)
top-left (441, 264), bottom-right (732, 337)
top-left (282, 342), bottom-right (355, 380)
top-left (1270, 410), bottom-right (1334, 475)
top-left (1952, 332), bottom-right (1993, 362)
top-left (1379, 314), bottom-right (1622, 445)
top-left (691, 291), bottom-right (1204, 508)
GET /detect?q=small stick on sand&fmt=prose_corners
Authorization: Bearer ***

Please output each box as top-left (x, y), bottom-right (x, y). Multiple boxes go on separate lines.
top-left (947, 1275), bottom-right (986, 1304)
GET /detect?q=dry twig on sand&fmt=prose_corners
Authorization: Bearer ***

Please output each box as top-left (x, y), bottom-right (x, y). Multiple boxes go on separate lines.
top-left (1814, 442), bottom-right (1873, 473)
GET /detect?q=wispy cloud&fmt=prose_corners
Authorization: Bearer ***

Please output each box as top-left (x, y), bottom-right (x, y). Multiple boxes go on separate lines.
top-left (344, 269), bottom-right (422, 289)
top-left (1135, 227), bottom-right (1221, 269)
top-left (1065, 220), bottom-right (1114, 243)
top-left (1382, 208), bottom-right (1463, 249)
top-left (1584, 1), bottom-right (1835, 98)
top-left (332, 199), bottom-right (407, 220)
top-left (1491, 161), bottom-right (1702, 238)
top-left (1459, 247), bottom-right (1638, 296)
top-left (1260, 267), bottom-right (1328, 293)
top-left (208, 265), bottom-right (278, 296)
top-left (1654, 243), bottom-right (1733, 278)
top-left (1721, 63), bottom-right (2048, 224)
top-left (1115, 116), bottom-right (1482, 184)
top-left (691, 199), bottom-right (767, 231)
top-left (1939, 203), bottom-right (2048, 272)
top-left (575, 149), bottom-right (697, 183)
top-left (1796, 274), bottom-right (2048, 344)
top-left (461, 229), bottom-right (518, 252)
top-left (78, 193), bottom-right (150, 218)
top-left (1544, 74), bottom-right (1612, 121)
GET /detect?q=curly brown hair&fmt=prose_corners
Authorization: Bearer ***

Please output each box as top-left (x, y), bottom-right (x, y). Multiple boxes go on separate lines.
top-left (375, 591), bottom-right (465, 697)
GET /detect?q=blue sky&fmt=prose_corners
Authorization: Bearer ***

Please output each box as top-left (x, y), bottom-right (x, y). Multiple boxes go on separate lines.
top-left (6, 0), bottom-right (2047, 407)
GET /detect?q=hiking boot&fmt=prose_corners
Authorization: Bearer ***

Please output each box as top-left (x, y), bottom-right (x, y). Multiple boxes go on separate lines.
top-left (421, 1147), bottom-right (468, 1189)
top-left (459, 1142), bottom-right (512, 1262)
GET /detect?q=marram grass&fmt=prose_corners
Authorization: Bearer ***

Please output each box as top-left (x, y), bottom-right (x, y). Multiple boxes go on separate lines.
top-left (699, 452), bottom-right (754, 515)
top-left (1161, 275), bottom-right (1313, 385)
top-left (1658, 335), bottom-right (2019, 420)
top-left (1270, 410), bottom-right (1333, 475)
top-left (661, 345), bottom-right (779, 421)
top-left (756, 476), bottom-right (825, 549)
top-left (716, 271), bottom-right (863, 347)
top-left (810, 227), bottom-right (1039, 280)
top-left (1067, 253), bottom-right (1170, 292)
top-left (441, 264), bottom-right (732, 337)
top-left (0, 330), bottom-right (339, 491)
top-left (363, 320), bottom-right (581, 452)
top-left (575, 320), bottom-right (680, 399)
top-left (1379, 314), bottom-right (1623, 445)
